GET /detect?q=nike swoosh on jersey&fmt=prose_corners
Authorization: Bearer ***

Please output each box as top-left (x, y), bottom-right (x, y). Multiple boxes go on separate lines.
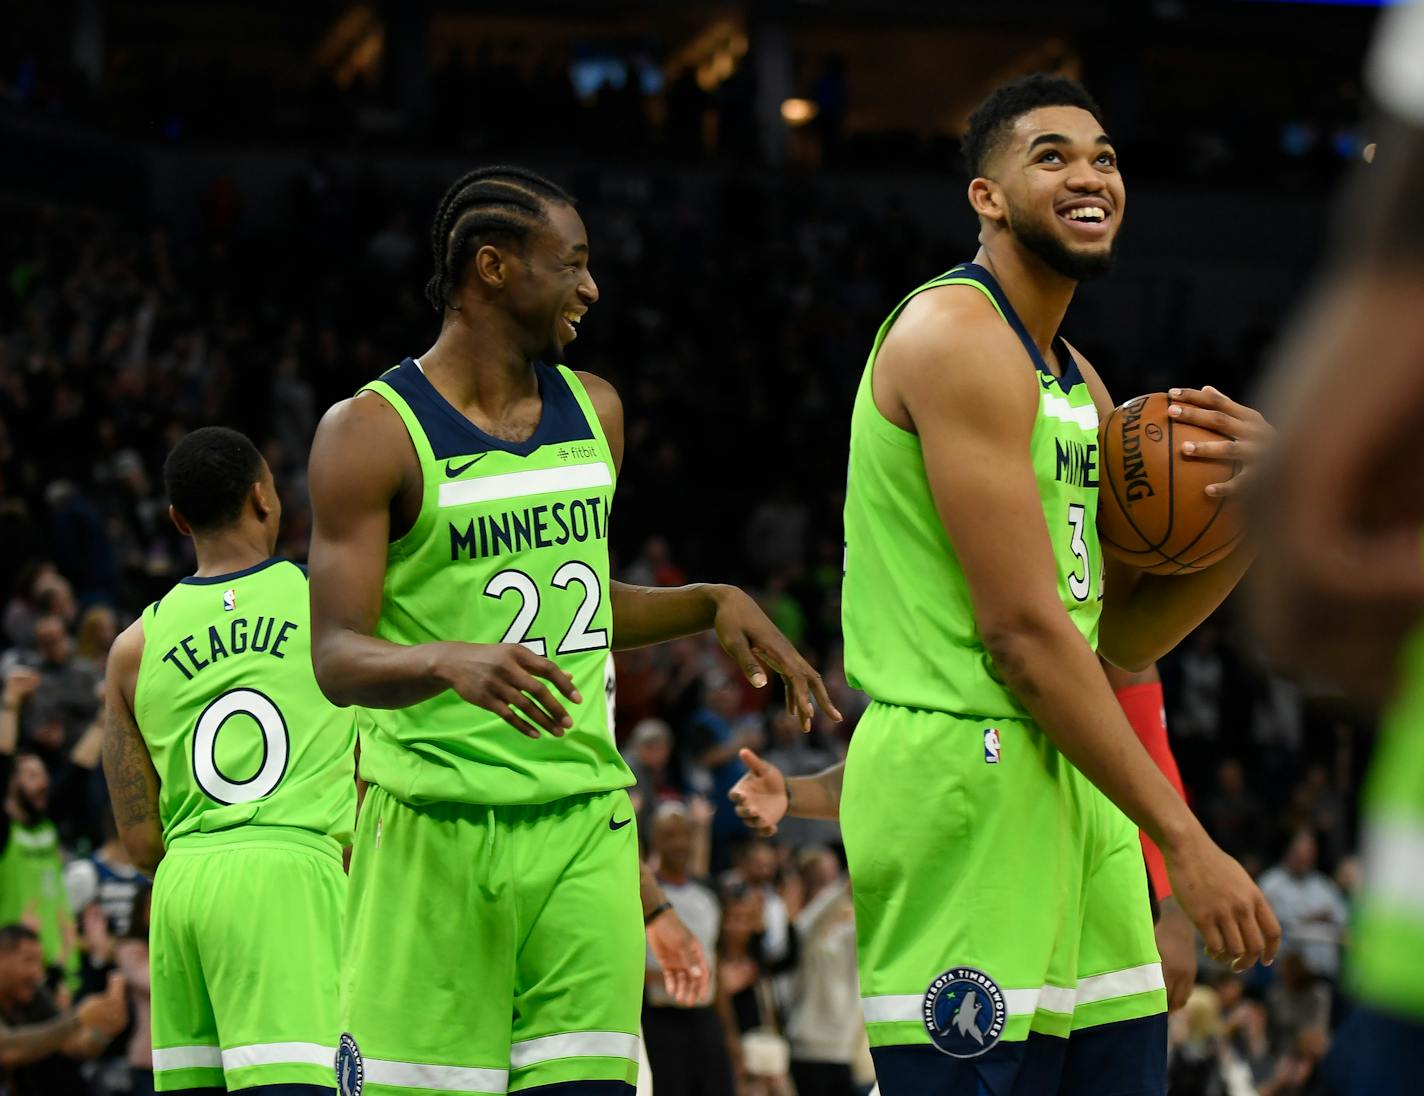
top-left (609, 816), bottom-right (632, 831)
top-left (444, 454), bottom-right (488, 477)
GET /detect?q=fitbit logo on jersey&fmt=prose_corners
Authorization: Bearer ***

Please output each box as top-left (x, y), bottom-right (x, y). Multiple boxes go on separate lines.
top-left (449, 496), bottom-right (610, 561)
top-left (922, 967), bottom-right (1007, 1058)
top-left (1117, 397), bottom-right (1156, 504)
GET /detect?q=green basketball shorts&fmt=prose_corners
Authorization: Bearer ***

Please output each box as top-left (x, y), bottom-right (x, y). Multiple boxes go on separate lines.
top-left (149, 826), bottom-right (346, 1091)
top-left (338, 784), bottom-right (644, 1095)
top-left (842, 702), bottom-right (1166, 1055)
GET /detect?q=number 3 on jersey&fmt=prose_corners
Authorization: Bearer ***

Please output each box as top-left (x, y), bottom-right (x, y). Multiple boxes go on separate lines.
top-left (1066, 502), bottom-right (1093, 603)
top-left (484, 561), bottom-right (609, 656)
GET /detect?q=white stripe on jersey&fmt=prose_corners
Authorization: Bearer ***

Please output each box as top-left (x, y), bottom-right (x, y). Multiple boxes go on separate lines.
top-left (438, 462), bottom-right (612, 509)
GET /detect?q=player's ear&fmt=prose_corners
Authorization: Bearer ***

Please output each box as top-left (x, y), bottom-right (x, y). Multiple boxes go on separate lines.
top-left (968, 177), bottom-right (1005, 223)
top-left (168, 504), bottom-right (192, 538)
top-left (472, 243), bottom-right (508, 290)
top-left (250, 478), bottom-right (275, 523)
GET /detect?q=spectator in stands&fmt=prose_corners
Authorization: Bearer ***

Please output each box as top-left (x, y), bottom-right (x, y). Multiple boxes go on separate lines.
top-left (64, 814), bottom-right (146, 939)
top-left (642, 803), bottom-right (736, 1096)
top-left (2, 565), bottom-right (62, 650)
top-left (1203, 759), bottom-right (1267, 872)
top-left (784, 848), bottom-right (860, 1096)
top-left (718, 883), bottom-right (793, 1096)
top-left (0, 753), bottom-right (73, 973)
top-left (72, 607), bottom-right (116, 679)
top-left (27, 615), bottom-right (101, 749)
top-left (1263, 947), bottom-right (1332, 1063)
top-left (761, 710), bottom-right (840, 850)
top-left (0, 924), bottom-right (128, 1096)
top-left (1166, 985), bottom-right (1257, 1096)
top-left (624, 718), bottom-right (678, 819)
top-left (685, 672), bottom-right (761, 870)
top-left (724, 840), bottom-right (792, 968)
top-left (114, 890), bottom-right (152, 1096)
top-left (1258, 831), bottom-right (1348, 981)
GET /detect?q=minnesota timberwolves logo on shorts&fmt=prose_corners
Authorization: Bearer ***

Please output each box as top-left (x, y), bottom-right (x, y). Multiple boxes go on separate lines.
top-left (336, 1032), bottom-right (363, 1096)
top-left (922, 967), bottom-right (1007, 1058)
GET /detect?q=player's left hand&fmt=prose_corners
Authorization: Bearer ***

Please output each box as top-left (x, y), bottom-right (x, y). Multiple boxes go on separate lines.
top-left (646, 908), bottom-right (710, 1007)
top-left (1168, 386), bottom-right (1275, 499)
top-left (1155, 896), bottom-right (1198, 1012)
top-left (710, 586), bottom-right (842, 731)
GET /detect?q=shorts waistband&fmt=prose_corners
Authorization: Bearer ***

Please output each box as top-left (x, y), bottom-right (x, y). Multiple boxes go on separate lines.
top-left (165, 824), bottom-right (343, 861)
top-left (866, 699), bottom-right (1039, 727)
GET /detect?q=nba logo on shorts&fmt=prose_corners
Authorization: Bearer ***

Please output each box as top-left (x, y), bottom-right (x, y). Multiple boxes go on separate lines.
top-left (336, 1032), bottom-right (363, 1096)
top-left (983, 728), bottom-right (1002, 764)
top-left (922, 967), bottom-right (1007, 1058)
top-left (223, 588), bottom-right (236, 612)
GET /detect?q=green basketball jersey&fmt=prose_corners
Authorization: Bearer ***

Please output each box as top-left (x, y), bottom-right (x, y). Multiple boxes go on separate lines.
top-left (1352, 621), bottom-right (1424, 1016)
top-left (0, 818), bottom-right (69, 966)
top-left (842, 263), bottom-right (1103, 719)
top-left (134, 558), bottom-right (356, 847)
top-left (355, 358), bottom-right (630, 807)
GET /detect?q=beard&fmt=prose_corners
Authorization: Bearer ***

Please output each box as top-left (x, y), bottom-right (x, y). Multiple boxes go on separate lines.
top-left (1007, 200), bottom-right (1119, 282)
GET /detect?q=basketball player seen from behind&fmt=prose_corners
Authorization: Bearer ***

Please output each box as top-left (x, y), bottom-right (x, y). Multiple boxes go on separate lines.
top-left (103, 427), bottom-right (355, 1093)
top-left (307, 167), bottom-right (838, 1096)
top-left (1253, 5), bottom-right (1424, 1092)
top-left (826, 76), bottom-right (1276, 1095)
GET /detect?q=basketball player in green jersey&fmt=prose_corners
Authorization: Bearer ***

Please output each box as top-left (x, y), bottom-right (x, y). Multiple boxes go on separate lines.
top-left (1253, 5), bottom-right (1424, 1092)
top-left (306, 166), bottom-right (837, 1096)
top-left (835, 75), bottom-right (1279, 1094)
top-left (102, 427), bottom-right (356, 1094)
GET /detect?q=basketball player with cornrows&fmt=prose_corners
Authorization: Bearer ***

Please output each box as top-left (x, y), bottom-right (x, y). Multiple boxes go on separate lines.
top-left (758, 75), bottom-right (1277, 1096)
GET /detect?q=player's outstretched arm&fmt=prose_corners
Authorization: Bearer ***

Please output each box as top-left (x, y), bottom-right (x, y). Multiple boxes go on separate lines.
top-left (886, 291), bottom-right (1279, 971)
top-left (101, 622), bottom-right (163, 876)
top-left (307, 395), bottom-right (581, 737)
top-left (1251, 109), bottom-right (1424, 698)
top-left (728, 749), bottom-right (844, 836)
top-left (576, 370), bottom-right (842, 730)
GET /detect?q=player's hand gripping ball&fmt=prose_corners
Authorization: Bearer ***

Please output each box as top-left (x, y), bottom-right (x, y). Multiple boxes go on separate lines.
top-left (1097, 388), bottom-right (1270, 575)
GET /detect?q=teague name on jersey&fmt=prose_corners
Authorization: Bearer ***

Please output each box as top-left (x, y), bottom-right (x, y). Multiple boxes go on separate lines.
top-left (449, 495), bottom-right (611, 562)
top-left (159, 616), bottom-right (300, 681)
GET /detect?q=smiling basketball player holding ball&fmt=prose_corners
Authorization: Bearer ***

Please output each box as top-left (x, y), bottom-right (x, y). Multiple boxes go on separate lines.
top-left (826, 75), bottom-right (1276, 1096)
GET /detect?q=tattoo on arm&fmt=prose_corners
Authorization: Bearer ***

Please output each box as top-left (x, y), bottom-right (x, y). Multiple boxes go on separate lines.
top-left (101, 699), bottom-right (159, 830)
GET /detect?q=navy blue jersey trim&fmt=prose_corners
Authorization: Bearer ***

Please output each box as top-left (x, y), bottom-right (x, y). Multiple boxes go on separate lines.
top-left (951, 263), bottom-right (1085, 394)
top-left (179, 557), bottom-right (288, 586)
top-left (381, 358), bottom-right (594, 461)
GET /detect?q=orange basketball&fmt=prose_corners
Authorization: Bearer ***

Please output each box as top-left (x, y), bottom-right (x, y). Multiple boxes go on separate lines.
top-left (1097, 392), bottom-right (1243, 575)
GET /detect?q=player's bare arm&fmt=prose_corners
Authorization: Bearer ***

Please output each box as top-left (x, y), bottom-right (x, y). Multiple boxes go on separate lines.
top-left (100, 620), bottom-right (163, 875)
top-left (308, 391), bottom-right (581, 738)
top-left (883, 287), bottom-right (1279, 970)
top-left (1252, 118), bottom-right (1424, 698)
top-left (578, 370), bottom-right (842, 730)
top-left (729, 749), bottom-right (843, 836)
top-left (639, 858), bottom-right (710, 1007)
top-left (1071, 352), bottom-right (1268, 671)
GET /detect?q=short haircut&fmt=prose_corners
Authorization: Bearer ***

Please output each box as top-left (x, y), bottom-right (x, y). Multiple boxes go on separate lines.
top-left (0, 923), bottom-right (39, 951)
top-left (962, 73), bottom-right (1107, 179)
top-left (425, 166), bottom-right (575, 311)
top-left (163, 427), bottom-right (265, 533)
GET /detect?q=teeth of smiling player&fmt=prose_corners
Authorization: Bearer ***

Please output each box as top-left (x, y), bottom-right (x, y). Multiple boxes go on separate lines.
top-left (1065, 208), bottom-right (1104, 221)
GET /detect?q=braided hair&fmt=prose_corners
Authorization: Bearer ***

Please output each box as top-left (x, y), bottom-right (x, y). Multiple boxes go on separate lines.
top-left (424, 166), bottom-right (575, 312)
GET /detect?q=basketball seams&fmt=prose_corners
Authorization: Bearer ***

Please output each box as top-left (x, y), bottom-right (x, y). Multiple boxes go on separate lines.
top-left (1099, 394), bottom-right (1241, 574)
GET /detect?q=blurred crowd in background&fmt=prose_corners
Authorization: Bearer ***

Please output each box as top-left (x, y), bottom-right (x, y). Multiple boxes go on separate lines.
top-left (0, 165), bottom-right (1372, 1095)
top-left (0, 5), bottom-right (1389, 1092)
